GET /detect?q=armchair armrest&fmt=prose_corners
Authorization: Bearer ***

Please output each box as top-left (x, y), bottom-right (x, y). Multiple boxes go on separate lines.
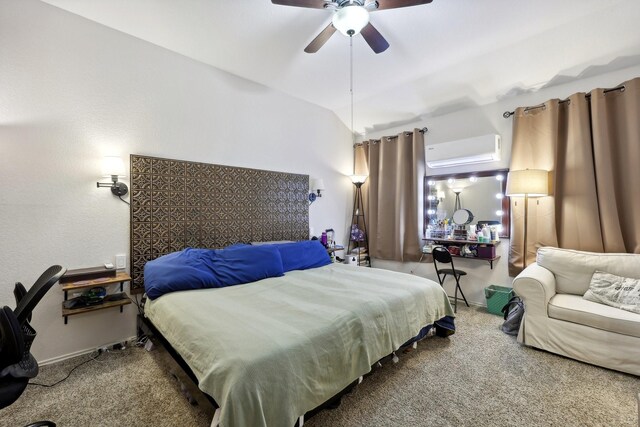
top-left (512, 263), bottom-right (557, 317)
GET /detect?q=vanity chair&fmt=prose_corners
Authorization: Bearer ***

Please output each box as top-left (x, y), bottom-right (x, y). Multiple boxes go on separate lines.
top-left (432, 247), bottom-right (469, 313)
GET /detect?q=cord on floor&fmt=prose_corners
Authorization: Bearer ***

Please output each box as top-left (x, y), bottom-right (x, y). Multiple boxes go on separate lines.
top-left (28, 351), bottom-right (102, 388)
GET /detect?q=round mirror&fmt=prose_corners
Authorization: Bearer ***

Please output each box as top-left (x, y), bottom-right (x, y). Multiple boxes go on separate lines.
top-left (452, 209), bottom-right (474, 225)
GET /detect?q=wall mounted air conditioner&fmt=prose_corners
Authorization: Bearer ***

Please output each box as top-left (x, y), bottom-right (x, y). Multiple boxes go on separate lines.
top-left (426, 134), bottom-right (501, 168)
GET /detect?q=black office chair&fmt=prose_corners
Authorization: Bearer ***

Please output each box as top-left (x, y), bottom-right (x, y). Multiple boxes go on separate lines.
top-left (432, 247), bottom-right (469, 313)
top-left (0, 265), bottom-right (66, 426)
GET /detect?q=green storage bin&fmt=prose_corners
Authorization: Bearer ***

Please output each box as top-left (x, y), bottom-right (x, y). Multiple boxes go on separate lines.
top-left (484, 285), bottom-right (514, 316)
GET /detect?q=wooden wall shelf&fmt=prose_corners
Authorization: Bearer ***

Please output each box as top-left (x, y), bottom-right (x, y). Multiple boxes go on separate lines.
top-left (61, 271), bottom-right (131, 293)
top-left (62, 299), bottom-right (131, 318)
top-left (60, 271), bottom-right (132, 324)
top-left (423, 238), bottom-right (501, 246)
top-left (421, 238), bottom-right (501, 269)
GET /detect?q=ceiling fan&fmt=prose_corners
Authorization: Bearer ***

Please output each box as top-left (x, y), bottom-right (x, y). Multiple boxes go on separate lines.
top-left (271, 0), bottom-right (433, 54)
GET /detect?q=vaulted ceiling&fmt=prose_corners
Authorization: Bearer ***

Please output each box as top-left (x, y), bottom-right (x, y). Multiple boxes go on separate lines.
top-left (42, 0), bottom-right (640, 134)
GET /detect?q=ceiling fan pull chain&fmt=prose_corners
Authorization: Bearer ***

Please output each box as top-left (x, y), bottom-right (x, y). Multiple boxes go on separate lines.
top-left (350, 35), bottom-right (355, 145)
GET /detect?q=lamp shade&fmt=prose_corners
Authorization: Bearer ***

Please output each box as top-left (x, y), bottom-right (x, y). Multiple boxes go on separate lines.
top-left (506, 169), bottom-right (548, 197)
top-left (332, 5), bottom-right (370, 36)
top-left (311, 178), bottom-right (325, 191)
top-left (102, 156), bottom-right (126, 177)
top-left (349, 174), bottom-right (368, 184)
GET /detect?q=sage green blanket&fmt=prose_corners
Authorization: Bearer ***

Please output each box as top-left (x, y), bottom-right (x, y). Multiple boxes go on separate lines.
top-left (145, 263), bottom-right (454, 427)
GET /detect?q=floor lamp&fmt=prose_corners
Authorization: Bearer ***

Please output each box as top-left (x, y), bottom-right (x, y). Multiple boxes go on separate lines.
top-left (349, 174), bottom-right (369, 266)
top-left (506, 169), bottom-right (549, 268)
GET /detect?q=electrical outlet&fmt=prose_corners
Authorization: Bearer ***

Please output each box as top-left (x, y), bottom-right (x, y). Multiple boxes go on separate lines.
top-left (115, 254), bottom-right (126, 269)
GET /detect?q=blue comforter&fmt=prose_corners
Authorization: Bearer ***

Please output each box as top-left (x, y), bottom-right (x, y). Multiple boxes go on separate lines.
top-left (144, 240), bottom-right (333, 299)
top-left (144, 246), bottom-right (284, 299)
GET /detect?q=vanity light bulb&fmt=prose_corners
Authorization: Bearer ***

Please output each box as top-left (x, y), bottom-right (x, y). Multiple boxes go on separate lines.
top-left (427, 195), bottom-right (436, 201)
top-left (447, 178), bottom-right (456, 184)
top-left (495, 193), bottom-right (504, 199)
top-left (427, 180), bottom-right (435, 186)
top-left (496, 210), bottom-right (504, 216)
top-left (427, 209), bottom-right (435, 215)
top-left (469, 177), bottom-right (478, 182)
top-left (496, 174), bottom-right (504, 181)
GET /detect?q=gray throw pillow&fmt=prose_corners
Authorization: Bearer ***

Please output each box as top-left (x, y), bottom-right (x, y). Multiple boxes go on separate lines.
top-left (583, 270), bottom-right (640, 315)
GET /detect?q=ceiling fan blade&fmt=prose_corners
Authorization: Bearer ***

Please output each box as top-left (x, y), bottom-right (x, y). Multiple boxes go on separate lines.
top-left (360, 23), bottom-right (389, 54)
top-left (374, 0), bottom-right (433, 11)
top-left (271, 0), bottom-right (328, 9)
top-left (304, 23), bottom-right (337, 53)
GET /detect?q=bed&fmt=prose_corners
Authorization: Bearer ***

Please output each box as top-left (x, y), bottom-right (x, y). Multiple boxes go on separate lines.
top-left (144, 261), bottom-right (454, 427)
top-left (130, 155), bottom-right (455, 426)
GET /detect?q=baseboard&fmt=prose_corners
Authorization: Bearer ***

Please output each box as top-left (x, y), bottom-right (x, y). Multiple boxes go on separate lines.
top-left (467, 300), bottom-right (487, 308)
top-left (38, 335), bottom-right (138, 366)
top-left (447, 298), bottom-right (486, 308)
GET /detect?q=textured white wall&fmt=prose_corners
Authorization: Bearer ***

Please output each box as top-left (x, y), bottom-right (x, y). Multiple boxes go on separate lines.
top-left (365, 64), bottom-right (640, 306)
top-left (0, 0), bottom-right (353, 362)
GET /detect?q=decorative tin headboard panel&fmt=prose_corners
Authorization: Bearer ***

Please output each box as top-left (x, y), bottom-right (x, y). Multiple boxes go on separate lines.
top-left (129, 155), bottom-right (309, 292)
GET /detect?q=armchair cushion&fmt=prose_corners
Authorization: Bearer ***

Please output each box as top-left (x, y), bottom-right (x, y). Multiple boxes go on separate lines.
top-left (548, 294), bottom-right (640, 338)
top-left (536, 247), bottom-right (640, 296)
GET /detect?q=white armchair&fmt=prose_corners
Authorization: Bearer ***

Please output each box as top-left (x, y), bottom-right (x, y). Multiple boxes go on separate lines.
top-left (513, 247), bottom-right (640, 376)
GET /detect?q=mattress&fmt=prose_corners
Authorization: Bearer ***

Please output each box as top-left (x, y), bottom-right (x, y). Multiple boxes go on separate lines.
top-left (145, 263), bottom-right (454, 427)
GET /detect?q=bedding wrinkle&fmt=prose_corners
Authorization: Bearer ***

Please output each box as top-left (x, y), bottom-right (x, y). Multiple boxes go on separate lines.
top-left (145, 263), bottom-right (454, 427)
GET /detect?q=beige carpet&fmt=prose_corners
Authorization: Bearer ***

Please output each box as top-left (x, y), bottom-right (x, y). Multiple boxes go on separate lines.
top-left (1, 306), bottom-right (638, 426)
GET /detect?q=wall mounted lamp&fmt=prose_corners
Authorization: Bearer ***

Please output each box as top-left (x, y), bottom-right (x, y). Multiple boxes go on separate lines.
top-left (309, 178), bottom-right (325, 203)
top-left (97, 156), bottom-right (128, 197)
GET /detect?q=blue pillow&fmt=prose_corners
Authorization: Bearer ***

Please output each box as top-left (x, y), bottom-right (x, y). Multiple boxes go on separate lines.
top-left (274, 240), bottom-right (331, 272)
top-left (144, 246), bottom-right (284, 299)
top-left (201, 245), bottom-right (284, 286)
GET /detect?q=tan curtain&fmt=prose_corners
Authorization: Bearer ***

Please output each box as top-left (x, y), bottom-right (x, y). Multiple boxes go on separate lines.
top-left (354, 129), bottom-right (425, 262)
top-left (509, 77), bottom-right (640, 275)
top-left (591, 80), bottom-right (640, 253)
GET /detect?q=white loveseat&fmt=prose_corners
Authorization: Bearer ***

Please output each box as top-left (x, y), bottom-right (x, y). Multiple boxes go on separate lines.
top-left (512, 247), bottom-right (640, 376)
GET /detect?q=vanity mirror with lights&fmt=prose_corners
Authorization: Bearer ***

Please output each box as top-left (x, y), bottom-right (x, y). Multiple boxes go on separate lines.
top-left (425, 169), bottom-right (509, 236)
top-left (421, 169), bottom-right (509, 269)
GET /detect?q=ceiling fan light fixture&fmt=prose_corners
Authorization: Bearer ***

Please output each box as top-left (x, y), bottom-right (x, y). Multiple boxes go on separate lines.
top-left (332, 5), bottom-right (370, 36)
